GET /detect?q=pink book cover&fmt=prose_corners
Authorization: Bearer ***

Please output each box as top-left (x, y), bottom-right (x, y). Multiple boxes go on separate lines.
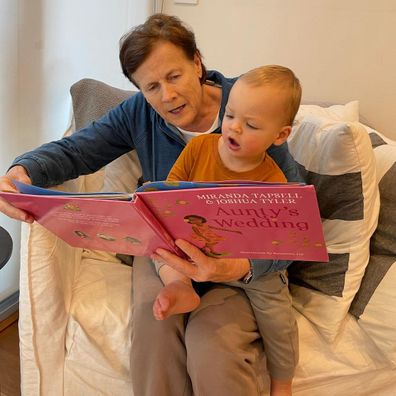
top-left (136, 184), bottom-right (329, 262)
top-left (0, 191), bottom-right (179, 256)
top-left (1, 182), bottom-right (328, 261)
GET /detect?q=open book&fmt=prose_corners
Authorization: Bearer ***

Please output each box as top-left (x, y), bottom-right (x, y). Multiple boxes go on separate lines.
top-left (0, 180), bottom-right (328, 262)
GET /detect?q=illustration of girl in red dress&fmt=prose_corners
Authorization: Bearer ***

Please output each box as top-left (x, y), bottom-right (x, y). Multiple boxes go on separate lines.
top-left (183, 214), bottom-right (241, 257)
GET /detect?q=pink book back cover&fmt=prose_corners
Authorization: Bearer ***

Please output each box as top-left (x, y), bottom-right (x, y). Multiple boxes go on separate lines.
top-left (138, 184), bottom-right (328, 262)
top-left (1, 192), bottom-right (176, 256)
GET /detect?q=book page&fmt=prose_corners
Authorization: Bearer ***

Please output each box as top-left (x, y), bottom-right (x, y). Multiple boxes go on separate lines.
top-left (138, 184), bottom-right (328, 262)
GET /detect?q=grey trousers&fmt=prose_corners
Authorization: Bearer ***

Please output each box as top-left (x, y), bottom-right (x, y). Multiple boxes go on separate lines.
top-left (228, 271), bottom-right (299, 379)
top-left (152, 260), bottom-right (298, 379)
top-left (131, 256), bottom-right (267, 396)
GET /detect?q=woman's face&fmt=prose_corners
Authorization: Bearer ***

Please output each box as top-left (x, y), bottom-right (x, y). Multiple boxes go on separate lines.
top-left (132, 41), bottom-right (204, 130)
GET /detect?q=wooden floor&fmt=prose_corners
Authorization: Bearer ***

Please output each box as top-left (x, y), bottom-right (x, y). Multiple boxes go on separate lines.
top-left (0, 314), bottom-right (20, 396)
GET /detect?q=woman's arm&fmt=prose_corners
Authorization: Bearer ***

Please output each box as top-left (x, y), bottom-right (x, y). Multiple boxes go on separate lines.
top-left (11, 96), bottom-right (140, 188)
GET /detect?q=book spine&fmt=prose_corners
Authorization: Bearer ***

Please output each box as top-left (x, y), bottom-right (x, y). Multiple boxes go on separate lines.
top-left (133, 195), bottom-right (185, 257)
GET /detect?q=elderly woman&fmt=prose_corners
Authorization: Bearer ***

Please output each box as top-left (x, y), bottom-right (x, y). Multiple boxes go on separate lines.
top-left (0, 14), bottom-right (300, 396)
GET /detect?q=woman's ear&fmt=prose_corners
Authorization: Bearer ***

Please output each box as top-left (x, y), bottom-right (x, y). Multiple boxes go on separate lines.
top-left (194, 52), bottom-right (203, 79)
top-left (273, 126), bottom-right (292, 146)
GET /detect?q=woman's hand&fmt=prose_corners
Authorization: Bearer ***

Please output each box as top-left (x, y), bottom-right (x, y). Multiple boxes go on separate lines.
top-left (0, 166), bottom-right (34, 223)
top-left (152, 239), bottom-right (251, 283)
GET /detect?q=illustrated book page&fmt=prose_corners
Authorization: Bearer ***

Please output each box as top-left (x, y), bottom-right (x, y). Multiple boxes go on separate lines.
top-left (0, 181), bottom-right (328, 261)
top-left (137, 183), bottom-right (328, 261)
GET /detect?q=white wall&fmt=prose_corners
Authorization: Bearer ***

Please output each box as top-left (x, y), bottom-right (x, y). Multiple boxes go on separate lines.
top-left (0, 0), bottom-right (152, 304)
top-left (164, 0), bottom-right (396, 139)
top-left (18, 0), bottom-right (152, 147)
top-left (0, 0), bottom-right (21, 302)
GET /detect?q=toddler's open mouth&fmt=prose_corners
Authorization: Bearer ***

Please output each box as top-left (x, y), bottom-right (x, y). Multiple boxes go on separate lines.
top-left (227, 137), bottom-right (240, 150)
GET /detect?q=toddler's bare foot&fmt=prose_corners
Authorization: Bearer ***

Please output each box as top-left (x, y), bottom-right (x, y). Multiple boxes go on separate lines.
top-left (270, 377), bottom-right (292, 396)
top-left (153, 280), bottom-right (200, 320)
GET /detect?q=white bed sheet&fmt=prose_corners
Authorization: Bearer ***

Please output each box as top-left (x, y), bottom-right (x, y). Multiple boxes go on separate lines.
top-left (19, 228), bottom-right (395, 395)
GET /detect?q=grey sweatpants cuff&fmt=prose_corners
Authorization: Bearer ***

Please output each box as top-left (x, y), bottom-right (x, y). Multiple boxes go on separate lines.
top-left (152, 258), bottom-right (165, 275)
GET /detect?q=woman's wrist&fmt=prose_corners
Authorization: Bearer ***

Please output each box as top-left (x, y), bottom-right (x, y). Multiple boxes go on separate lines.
top-left (211, 258), bottom-right (251, 283)
top-left (6, 165), bottom-right (31, 185)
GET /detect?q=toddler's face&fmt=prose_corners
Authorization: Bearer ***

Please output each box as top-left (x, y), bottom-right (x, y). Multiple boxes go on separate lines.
top-left (221, 80), bottom-right (290, 165)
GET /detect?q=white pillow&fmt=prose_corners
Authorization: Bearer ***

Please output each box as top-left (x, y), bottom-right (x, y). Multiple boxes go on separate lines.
top-left (296, 100), bottom-right (359, 123)
top-left (287, 115), bottom-right (380, 342)
top-left (350, 130), bottom-right (396, 364)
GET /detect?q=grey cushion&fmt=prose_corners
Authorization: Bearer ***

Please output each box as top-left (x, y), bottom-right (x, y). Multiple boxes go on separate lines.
top-left (370, 162), bottom-right (396, 256)
top-left (288, 253), bottom-right (349, 297)
top-left (295, 166), bottom-right (364, 221)
top-left (68, 77), bottom-right (142, 227)
top-left (349, 132), bottom-right (396, 318)
top-left (70, 78), bottom-right (135, 130)
top-left (369, 132), bottom-right (387, 149)
top-left (346, 130), bottom-right (396, 363)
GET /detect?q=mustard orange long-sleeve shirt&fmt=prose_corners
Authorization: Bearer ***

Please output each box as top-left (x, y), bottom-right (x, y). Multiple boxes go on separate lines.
top-left (167, 134), bottom-right (286, 183)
